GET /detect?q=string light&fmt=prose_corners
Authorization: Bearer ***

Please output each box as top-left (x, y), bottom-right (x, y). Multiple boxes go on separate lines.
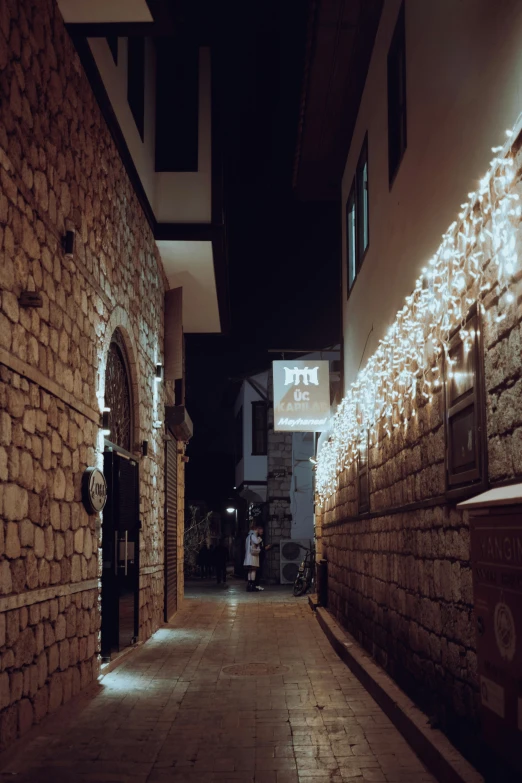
top-left (316, 124), bottom-right (521, 504)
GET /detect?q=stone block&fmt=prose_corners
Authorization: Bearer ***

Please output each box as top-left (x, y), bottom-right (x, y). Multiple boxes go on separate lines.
top-left (9, 670), bottom-right (23, 704)
top-left (0, 672), bottom-right (9, 710)
top-left (33, 685), bottom-right (48, 722)
top-left (0, 412), bottom-right (11, 446)
top-left (20, 518), bottom-right (34, 547)
top-left (14, 627), bottom-right (36, 668)
top-left (5, 521), bottom-right (21, 558)
top-left (0, 704), bottom-right (17, 751)
top-left (3, 484), bottom-right (28, 520)
top-left (18, 698), bottom-right (33, 736)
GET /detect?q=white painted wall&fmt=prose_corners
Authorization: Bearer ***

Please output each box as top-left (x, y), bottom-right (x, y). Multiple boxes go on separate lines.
top-left (342, 0), bottom-right (522, 390)
top-left (155, 48), bottom-right (212, 223)
top-left (234, 372), bottom-right (269, 495)
top-left (87, 42), bottom-right (212, 225)
top-left (89, 36), bottom-right (157, 208)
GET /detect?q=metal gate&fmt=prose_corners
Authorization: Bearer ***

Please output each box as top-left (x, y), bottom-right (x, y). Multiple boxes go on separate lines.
top-left (101, 448), bottom-right (140, 659)
top-left (164, 439), bottom-right (178, 622)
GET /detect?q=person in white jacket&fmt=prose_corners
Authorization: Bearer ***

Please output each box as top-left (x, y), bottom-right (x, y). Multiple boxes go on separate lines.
top-left (244, 527), bottom-right (262, 592)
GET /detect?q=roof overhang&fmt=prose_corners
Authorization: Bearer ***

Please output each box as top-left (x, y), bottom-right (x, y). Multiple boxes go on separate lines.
top-left (157, 239), bottom-right (220, 333)
top-left (293, 0), bottom-right (383, 201)
top-left (56, 0), bottom-right (153, 24)
top-left (166, 406), bottom-right (194, 442)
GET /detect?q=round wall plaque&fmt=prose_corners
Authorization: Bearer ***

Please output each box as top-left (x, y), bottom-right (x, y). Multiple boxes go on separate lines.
top-left (82, 467), bottom-right (107, 514)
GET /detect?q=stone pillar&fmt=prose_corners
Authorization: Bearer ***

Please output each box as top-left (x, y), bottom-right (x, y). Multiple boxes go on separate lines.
top-left (265, 370), bottom-right (293, 583)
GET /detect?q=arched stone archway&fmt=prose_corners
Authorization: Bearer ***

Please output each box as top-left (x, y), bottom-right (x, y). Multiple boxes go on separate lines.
top-left (98, 306), bottom-right (141, 449)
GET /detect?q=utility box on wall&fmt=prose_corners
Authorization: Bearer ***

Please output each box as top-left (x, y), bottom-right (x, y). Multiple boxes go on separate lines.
top-left (459, 485), bottom-right (522, 776)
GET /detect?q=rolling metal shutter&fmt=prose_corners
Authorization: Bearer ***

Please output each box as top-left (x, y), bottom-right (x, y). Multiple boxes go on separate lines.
top-left (164, 439), bottom-right (178, 622)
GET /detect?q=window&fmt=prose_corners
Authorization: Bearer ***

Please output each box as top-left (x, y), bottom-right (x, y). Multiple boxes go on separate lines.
top-left (346, 183), bottom-right (356, 293)
top-left (358, 431), bottom-right (370, 513)
top-left (107, 36), bottom-right (118, 65)
top-left (252, 402), bottom-right (267, 456)
top-left (445, 308), bottom-right (486, 494)
top-left (387, 3), bottom-right (407, 185)
top-left (356, 136), bottom-right (369, 266)
top-left (346, 135), bottom-right (369, 296)
top-left (127, 38), bottom-right (145, 141)
top-left (235, 408), bottom-right (243, 465)
top-left (155, 43), bottom-right (199, 172)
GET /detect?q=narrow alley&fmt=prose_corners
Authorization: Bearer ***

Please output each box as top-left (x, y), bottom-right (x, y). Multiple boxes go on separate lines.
top-left (0, 584), bottom-right (435, 783)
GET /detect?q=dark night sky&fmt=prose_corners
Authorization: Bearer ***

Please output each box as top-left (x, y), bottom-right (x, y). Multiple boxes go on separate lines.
top-left (185, 1), bottom-right (340, 508)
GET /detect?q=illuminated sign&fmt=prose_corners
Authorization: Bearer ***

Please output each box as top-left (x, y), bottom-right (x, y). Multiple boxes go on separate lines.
top-left (81, 467), bottom-right (107, 514)
top-left (273, 360), bottom-right (330, 432)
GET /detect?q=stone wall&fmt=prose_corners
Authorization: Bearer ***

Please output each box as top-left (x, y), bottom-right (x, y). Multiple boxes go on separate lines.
top-left (316, 139), bottom-right (522, 748)
top-left (266, 371), bottom-right (292, 583)
top-left (0, 0), bottom-right (167, 745)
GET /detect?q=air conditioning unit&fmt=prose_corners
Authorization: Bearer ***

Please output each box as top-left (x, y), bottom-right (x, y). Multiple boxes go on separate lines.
top-left (280, 539), bottom-right (312, 584)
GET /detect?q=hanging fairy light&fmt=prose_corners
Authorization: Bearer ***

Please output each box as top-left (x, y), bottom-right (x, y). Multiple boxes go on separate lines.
top-left (316, 124), bottom-right (521, 504)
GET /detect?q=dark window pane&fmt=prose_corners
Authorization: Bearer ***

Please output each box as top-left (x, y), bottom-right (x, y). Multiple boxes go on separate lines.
top-left (155, 43), bottom-right (199, 172)
top-left (387, 4), bottom-right (407, 184)
top-left (449, 338), bottom-right (475, 403)
top-left (346, 184), bottom-right (356, 293)
top-left (356, 137), bottom-right (369, 265)
top-left (252, 402), bottom-right (267, 455)
top-left (359, 470), bottom-right (368, 506)
top-left (127, 38), bottom-right (145, 141)
top-left (449, 406), bottom-right (475, 473)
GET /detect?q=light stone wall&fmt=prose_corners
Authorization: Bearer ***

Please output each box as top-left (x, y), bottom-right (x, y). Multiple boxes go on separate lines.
top-left (0, 0), bottom-right (167, 746)
top-left (266, 371), bottom-right (292, 583)
top-left (316, 135), bottom-right (522, 751)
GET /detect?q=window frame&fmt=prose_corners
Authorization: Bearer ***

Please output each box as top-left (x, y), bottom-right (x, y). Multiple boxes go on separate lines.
top-left (356, 134), bottom-right (370, 270)
top-left (444, 306), bottom-right (487, 498)
top-left (387, 2), bottom-right (407, 187)
top-left (251, 401), bottom-right (268, 456)
top-left (346, 181), bottom-right (357, 296)
top-left (127, 37), bottom-right (145, 141)
top-left (346, 135), bottom-right (370, 298)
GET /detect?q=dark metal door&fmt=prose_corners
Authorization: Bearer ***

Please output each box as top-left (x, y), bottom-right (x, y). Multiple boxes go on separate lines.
top-left (164, 439), bottom-right (178, 622)
top-left (101, 449), bottom-right (140, 658)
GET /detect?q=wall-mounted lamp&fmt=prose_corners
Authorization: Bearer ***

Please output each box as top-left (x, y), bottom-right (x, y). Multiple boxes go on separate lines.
top-left (142, 440), bottom-right (148, 457)
top-left (155, 364), bottom-right (163, 381)
top-left (226, 507), bottom-right (235, 514)
top-left (63, 229), bottom-right (75, 258)
top-left (19, 291), bottom-right (43, 308)
top-left (101, 408), bottom-right (111, 436)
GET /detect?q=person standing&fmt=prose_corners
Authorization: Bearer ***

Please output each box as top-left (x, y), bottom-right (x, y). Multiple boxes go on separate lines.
top-left (243, 526), bottom-right (262, 592)
top-left (254, 525), bottom-right (272, 591)
top-left (214, 538), bottom-right (229, 585)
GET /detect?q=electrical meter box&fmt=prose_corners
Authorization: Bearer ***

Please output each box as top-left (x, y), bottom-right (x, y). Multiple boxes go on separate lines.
top-left (458, 485), bottom-right (522, 776)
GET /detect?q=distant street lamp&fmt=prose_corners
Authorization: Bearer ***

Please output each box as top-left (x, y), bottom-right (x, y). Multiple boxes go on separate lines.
top-left (226, 505), bottom-right (238, 535)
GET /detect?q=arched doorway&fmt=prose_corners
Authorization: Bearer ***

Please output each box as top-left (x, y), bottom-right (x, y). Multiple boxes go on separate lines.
top-left (101, 329), bottom-right (140, 659)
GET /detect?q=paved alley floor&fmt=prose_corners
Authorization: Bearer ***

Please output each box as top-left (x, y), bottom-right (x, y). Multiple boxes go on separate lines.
top-left (0, 581), bottom-right (436, 783)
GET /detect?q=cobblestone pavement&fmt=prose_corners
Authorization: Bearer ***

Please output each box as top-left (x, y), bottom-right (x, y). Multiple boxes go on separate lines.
top-left (0, 581), bottom-right (436, 783)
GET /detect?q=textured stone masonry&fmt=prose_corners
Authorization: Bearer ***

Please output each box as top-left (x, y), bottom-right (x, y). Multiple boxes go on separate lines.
top-left (316, 140), bottom-right (522, 747)
top-left (266, 370), bottom-right (293, 583)
top-left (0, 0), bottom-right (167, 745)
